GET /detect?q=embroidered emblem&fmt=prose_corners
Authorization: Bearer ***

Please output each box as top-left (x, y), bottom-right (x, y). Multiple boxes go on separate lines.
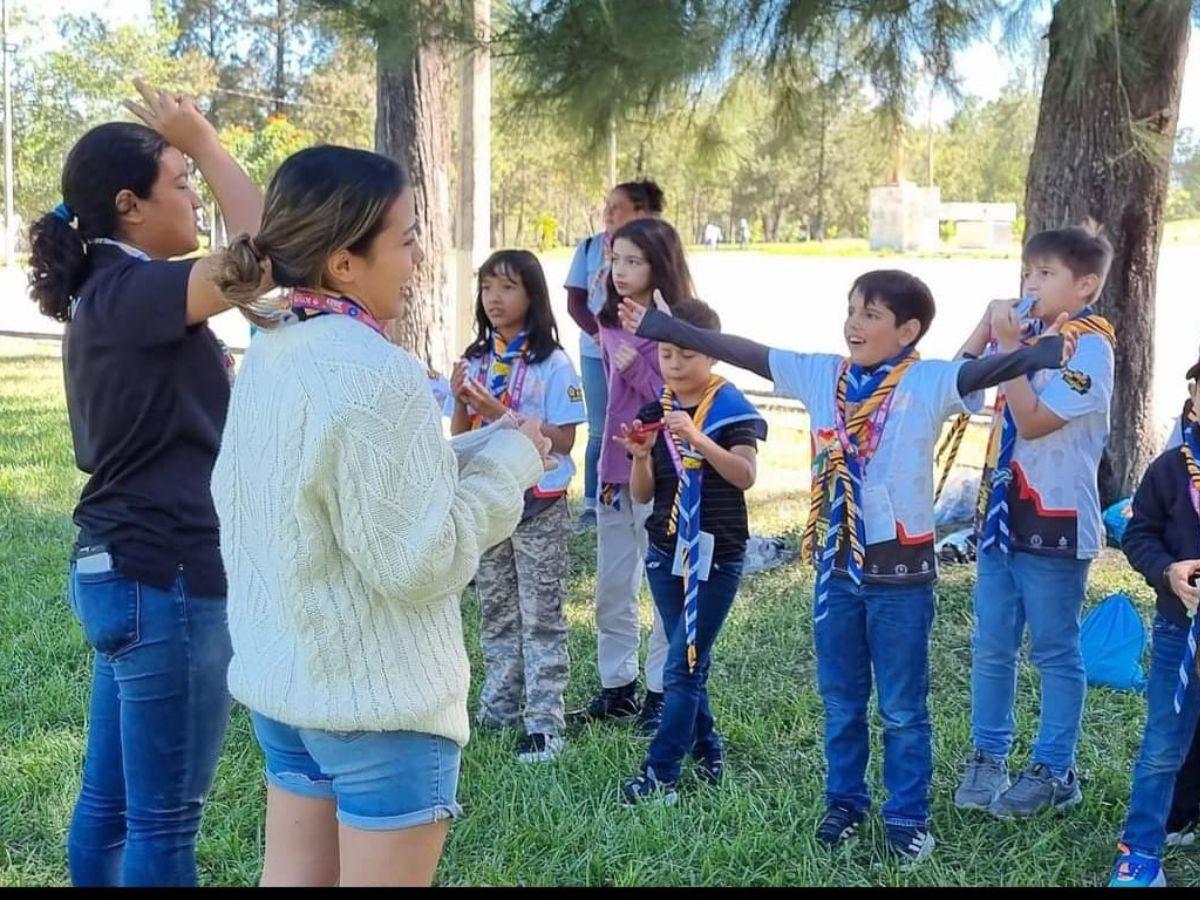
top-left (567, 384), bottom-right (583, 402)
top-left (895, 564), bottom-right (909, 575)
top-left (1030, 534), bottom-right (1043, 548)
top-left (1058, 536), bottom-right (1069, 548)
top-left (1062, 367), bottom-right (1092, 394)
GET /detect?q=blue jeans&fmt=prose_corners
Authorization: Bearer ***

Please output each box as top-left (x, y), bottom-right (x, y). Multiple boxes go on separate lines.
top-left (643, 544), bottom-right (743, 782)
top-left (580, 352), bottom-right (608, 508)
top-left (814, 577), bottom-right (935, 827)
top-left (970, 548), bottom-right (1091, 773)
top-left (65, 563), bottom-right (233, 887)
top-left (250, 713), bottom-right (463, 831)
top-left (1121, 615), bottom-right (1200, 857)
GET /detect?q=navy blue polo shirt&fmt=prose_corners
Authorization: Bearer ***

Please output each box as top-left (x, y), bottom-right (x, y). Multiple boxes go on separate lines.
top-left (63, 242), bottom-right (230, 596)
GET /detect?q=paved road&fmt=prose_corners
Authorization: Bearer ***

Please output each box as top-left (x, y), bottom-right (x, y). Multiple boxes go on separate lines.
top-left (3, 247), bottom-right (1195, 434)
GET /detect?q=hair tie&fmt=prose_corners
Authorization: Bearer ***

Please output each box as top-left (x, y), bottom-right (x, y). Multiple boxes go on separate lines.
top-left (51, 203), bottom-right (75, 224)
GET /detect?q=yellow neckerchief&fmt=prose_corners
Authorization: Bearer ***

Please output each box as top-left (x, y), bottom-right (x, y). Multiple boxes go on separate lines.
top-left (968, 312), bottom-right (1117, 522)
top-left (934, 311), bottom-right (1117, 506)
top-left (801, 353), bottom-right (918, 576)
top-left (661, 375), bottom-right (725, 537)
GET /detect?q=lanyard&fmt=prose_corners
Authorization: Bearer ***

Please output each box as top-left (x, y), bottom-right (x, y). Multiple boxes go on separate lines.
top-left (289, 288), bottom-right (387, 337)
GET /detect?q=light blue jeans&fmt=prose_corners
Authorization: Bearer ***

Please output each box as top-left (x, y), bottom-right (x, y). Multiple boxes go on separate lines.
top-left (970, 548), bottom-right (1091, 773)
top-left (250, 713), bottom-right (463, 831)
top-left (580, 351), bottom-right (608, 509)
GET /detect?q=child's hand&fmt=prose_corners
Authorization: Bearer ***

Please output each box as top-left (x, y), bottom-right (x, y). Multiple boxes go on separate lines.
top-left (1040, 312), bottom-right (1076, 366)
top-left (518, 416), bottom-right (557, 471)
top-left (618, 290), bottom-right (671, 334)
top-left (614, 420), bottom-right (657, 459)
top-left (450, 358), bottom-right (470, 399)
top-left (1167, 560), bottom-right (1200, 612)
top-left (460, 378), bottom-right (509, 422)
top-left (989, 300), bottom-right (1024, 351)
top-left (663, 410), bottom-right (701, 445)
top-left (613, 344), bottom-right (639, 372)
top-left (123, 78), bottom-right (218, 158)
top-left (618, 298), bottom-right (646, 334)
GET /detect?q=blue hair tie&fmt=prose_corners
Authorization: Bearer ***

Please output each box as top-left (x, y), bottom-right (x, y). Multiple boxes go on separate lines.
top-left (51, 203), bottom-right (74, 223)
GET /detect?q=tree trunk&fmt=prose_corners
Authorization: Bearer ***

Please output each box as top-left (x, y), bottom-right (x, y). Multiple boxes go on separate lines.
top-left (375, 12), bottom-right (455, 373)
top-left (1023, 0), bottom-right (1190, 505)
top-left (273, 0), bottom-right (287, 116)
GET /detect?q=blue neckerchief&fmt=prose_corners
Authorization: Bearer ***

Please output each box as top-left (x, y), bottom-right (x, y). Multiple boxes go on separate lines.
top-left (666, 380), bottom-right (766, 671)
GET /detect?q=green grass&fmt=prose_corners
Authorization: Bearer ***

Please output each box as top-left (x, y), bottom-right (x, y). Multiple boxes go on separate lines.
top-left (0, 336), bottom-right (1194, 887)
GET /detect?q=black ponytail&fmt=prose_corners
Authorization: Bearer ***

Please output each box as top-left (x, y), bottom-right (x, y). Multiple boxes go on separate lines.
top-left (28, 214), bottom-right (87, 322)
top-left (27, 122), bottom-right (167, 322)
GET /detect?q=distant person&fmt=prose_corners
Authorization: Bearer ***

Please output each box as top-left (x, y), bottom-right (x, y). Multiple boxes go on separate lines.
top-left (738, 217), bottom-right (750, 249)
top-left (564, 180), bottom-right (665, 533)
top-left (703, 223), bottom-right (720, 251)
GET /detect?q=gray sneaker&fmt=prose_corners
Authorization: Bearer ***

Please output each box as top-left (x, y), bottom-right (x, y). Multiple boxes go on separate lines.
top-left (988, 763), bottom-right (1082, 819)
top-left (954, 750), bottom-right (1010, 810)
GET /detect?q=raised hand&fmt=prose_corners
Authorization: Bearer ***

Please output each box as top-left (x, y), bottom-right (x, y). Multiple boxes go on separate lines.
top-left (613, 344), bottom-right (639, 373)
top-left (989, 300), bottom-right (1024, 351)
top-left (1040, 312), bottom-right (1077, 366)
top-left (450, 358), bottom-right (471, 400)
top-left (123, 78), bottom-right (219, 158)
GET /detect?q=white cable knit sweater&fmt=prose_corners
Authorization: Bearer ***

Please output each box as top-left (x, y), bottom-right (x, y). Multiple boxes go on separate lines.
top-left (211, 314), bottom-right (543, 746)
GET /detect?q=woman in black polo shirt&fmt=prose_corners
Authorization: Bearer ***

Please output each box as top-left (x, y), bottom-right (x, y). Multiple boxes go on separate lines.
top-left (27, 80), bottom-right (262, 887)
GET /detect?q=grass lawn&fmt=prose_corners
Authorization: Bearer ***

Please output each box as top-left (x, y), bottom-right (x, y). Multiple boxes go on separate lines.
top-left (0, 335), bottom-right (1194, 887)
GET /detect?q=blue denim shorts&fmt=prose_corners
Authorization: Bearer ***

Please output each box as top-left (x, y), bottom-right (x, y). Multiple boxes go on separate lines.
top-left (249, 711), bottom-right (463, 831)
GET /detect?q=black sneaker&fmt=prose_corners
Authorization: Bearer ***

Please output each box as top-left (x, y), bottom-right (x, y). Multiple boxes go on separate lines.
top-left (815, 803), bottom-right (865, 847)
top-left (885, 823), bottom-right (935, 867)
top-left (516, 732), bottom-right (565, 764)
top-left (621, 766), bottom-right (679, 806)
top-left (695, 752), bottom-right (725, 786)
top-left (634, 690), bottom-right (665, 736)
top-left (579, 681), bottom-right (641, 723)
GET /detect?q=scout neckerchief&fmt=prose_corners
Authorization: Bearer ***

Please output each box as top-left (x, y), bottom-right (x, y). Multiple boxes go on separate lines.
top-left (662, 376), bottom-right (724, 674)
top-left (976, 309), bottom-right (1116, 554)
top-left (935, 298), bottom-right (1043, 504)
top-left (803, 347), bottom-right (918, 623)
top-left (289, 287), bottom-right (387, 337)
top-left (1174, 407), bottom-right (1200, 713)
top-left (468, 329), bottom-right (529, 430)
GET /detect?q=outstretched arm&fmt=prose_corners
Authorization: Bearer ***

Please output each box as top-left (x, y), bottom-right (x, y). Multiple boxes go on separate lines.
top-left (631, 306), bottom-right (773, 381)
top-left (955, 336), bottom-right (1067, 396)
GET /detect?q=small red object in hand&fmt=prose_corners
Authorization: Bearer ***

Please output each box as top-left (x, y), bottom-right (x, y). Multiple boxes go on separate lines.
top-left (629, 420), bottom-right (663, 442)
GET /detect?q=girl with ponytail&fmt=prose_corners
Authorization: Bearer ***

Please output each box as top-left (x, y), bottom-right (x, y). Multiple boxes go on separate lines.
top-left (31, 79), bottom-right (262, 887)
top-left (208, 145), bottom-right (554, 886)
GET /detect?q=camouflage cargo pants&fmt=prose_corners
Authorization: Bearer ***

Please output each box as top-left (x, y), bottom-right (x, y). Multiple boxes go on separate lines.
top-left (476, 497), bottom-right (570, 736)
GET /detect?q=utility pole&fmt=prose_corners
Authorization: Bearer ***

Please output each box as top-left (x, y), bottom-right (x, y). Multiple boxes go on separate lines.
top-left (2, 0), bottom-right (13, 266)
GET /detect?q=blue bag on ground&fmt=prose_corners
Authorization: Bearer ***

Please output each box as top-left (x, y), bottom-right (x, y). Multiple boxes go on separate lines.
top-left (1103, 498), bottom-right (1133, 547)
top-left (1080, 592), bottom-right (1147, 693)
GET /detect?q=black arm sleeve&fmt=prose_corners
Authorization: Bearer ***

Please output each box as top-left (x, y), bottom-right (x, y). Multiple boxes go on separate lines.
top-left (955, 336), bottom-right (1065, 396)
top-left (636, 308), bottom-right (774, 381)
